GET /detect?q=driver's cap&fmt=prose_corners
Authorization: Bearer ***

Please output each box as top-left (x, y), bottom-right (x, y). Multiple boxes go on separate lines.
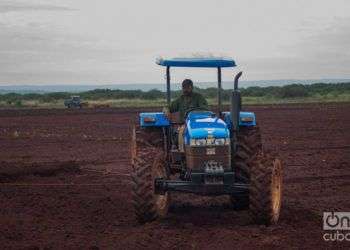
top-left (182, 79), bottom-right (193, 88)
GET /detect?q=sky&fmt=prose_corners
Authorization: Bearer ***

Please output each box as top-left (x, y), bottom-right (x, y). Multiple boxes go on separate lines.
top-left (0, 0), bottom-right (349, 85)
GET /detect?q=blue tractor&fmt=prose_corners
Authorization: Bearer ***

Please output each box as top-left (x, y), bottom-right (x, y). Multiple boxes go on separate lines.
top-left (64, 96), bottom-right (82, 109)
top-left (131, 57), bottom-right (282, 225)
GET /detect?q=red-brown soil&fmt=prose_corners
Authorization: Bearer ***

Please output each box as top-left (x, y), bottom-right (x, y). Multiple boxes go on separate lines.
top-left (0, 103), bottom-right (349, 249)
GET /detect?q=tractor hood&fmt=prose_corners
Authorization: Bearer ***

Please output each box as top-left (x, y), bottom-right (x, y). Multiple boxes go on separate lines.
top-left (186, 112), bottom-right (229, 139)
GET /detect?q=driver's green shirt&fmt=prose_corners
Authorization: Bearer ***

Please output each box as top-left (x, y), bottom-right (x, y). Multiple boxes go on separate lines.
top-left (169, 92), bottom-right (208, 122)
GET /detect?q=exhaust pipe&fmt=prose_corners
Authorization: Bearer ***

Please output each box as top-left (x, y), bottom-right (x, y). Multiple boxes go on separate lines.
top-left (230, 72), bottom-right (243, 153)
top-left (234, 71), bottom-right (243, 91)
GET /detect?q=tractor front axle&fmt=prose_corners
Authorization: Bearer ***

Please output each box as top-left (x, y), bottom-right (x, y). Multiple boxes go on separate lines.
top-left (155, 172), bottom-right (249, 196)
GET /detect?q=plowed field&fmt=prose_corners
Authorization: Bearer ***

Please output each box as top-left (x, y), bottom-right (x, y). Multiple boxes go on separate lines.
top-left (0, 103), bottom-right (349, 249)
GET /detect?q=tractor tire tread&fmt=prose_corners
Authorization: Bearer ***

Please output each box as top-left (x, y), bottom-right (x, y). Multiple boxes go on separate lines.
top-left (131, 126), bottom-right (169, 223)
top-left (249, 151), bottom-right (282, 225)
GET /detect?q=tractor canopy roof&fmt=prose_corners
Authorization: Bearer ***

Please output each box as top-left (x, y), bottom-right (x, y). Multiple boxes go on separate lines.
top-left (156, 56), bottom-right (236, 68)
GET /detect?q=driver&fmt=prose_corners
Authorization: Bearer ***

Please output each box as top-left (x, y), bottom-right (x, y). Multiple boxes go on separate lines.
top-left (166, 79), bottom-right (208, 152)
top-left (169, 79), bottom-right (208, 123)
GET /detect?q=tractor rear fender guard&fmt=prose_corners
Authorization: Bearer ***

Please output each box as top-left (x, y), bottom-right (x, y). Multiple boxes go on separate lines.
top-left (139, 112), bottom-right (170, 127)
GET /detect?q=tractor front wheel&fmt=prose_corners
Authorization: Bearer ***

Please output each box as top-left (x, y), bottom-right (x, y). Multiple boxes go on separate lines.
top-left (249, 151), bottom-right (283, 225)
top-left (131, 126), bottom-right (170, 223)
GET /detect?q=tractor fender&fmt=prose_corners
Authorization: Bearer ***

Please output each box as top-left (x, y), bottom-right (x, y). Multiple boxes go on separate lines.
top-left (222, 111), bottom-right (257, 129)
top-left (139, 112), bottom-right (170, 127)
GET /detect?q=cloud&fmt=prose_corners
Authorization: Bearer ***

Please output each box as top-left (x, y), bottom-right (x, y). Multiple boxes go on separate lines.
top-left (0, 0), bottom-right (349, 84)
top-left (299, 17), bottom-right (350, 54)
top-left (240, 17), bottom-right (350, 80)
top-left (295, 17), bottom-right (350, 71)
top-left (0, 1), bottom-right (75, 13)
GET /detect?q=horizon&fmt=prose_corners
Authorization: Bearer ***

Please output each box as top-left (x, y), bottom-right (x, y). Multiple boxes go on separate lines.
top-left (1, 77), bottom-right (350, 87)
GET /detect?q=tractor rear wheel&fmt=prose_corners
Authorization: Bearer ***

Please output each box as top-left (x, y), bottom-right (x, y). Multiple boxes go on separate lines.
top-left (231, 126), bottom-right (262, 210)
top-left (131, 126), bottom-right (170, 223)
top-left (249, 151), bottom-right (283, 225)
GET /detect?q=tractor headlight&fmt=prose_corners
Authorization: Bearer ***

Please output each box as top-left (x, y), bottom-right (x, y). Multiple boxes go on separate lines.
top-left (195, 139), bottom-right (207, 146)
top-left (190, 139), bottom-right (206, 146)
top-left (220, 138), bottom-right (231, 146)
top-left (190, 138), bottom-right (230, 147)
top-left (214, 138), bottom-right (226, 145)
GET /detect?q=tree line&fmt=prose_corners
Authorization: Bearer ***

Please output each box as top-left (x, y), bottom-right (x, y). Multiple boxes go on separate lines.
top-left (1, 82), bottom-right (349, 104)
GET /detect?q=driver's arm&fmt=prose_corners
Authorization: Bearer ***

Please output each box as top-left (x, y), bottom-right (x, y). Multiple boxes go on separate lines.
top-left (169, 97), bottom-right (180, 113)
top-left (197, 94), bottom-right (208, 110)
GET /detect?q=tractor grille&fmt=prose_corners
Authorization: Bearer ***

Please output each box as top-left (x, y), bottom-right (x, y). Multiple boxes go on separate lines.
top-left (185, 145), bottom-right (231, 171)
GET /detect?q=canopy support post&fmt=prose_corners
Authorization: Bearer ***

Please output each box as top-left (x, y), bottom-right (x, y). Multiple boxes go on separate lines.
top-left (166, 66), bottom-right (171, 106)
top-left (217, 67), bottom-right (222, 115)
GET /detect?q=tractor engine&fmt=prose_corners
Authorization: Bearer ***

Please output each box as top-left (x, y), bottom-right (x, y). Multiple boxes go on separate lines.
top-left (184, 112), bottom-right (231, 179)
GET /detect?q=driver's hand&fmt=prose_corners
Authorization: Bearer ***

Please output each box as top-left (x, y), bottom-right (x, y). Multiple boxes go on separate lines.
top-left (162, 107), bottom-right (170, 119)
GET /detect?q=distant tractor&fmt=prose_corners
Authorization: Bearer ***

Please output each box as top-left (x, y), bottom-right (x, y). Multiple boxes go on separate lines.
top-left (131, 57), bottom-right (283, 225)
top-left (64, 96), bottom-right (82, 108)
